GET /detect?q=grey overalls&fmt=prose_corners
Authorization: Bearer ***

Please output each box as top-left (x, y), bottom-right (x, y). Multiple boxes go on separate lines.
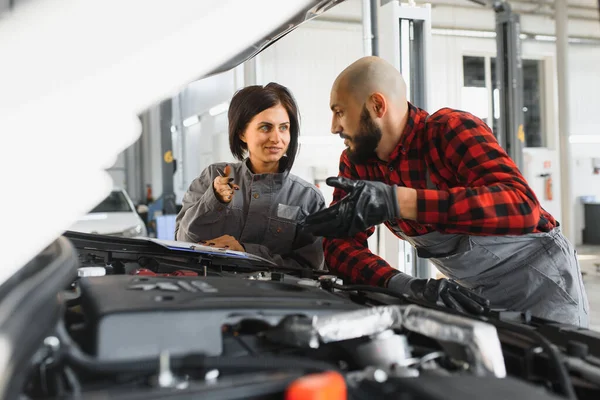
top-left (392, 170), bottom-right (590, 327)
top-left (175, 160), bottom-right (326, 270)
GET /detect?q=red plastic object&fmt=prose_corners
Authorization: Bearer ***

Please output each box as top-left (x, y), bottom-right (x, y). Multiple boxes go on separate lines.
top-left (169, 270), bottom-right (199, 276)
top-left (131, 268), bottom-right (198, 277)
top-left (285, 371), bottom-right (347, 400)
top-left (545, 174), bottom-right (553, 201)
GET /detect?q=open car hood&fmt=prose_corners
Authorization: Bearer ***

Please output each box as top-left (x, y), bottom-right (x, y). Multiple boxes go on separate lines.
top-left (0, 0), bottom-right (345, 286)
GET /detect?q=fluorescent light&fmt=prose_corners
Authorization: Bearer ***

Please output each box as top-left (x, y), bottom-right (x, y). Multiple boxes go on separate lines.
top-left (432, 28), bottom-right (496, 38)
top-left (182, 115), bottom-right (200, 127)
top-left (493, 89), bottom-right (500, 119)
top-left (534, 35), bottom-right (556, 42)
top-left (569, 135), bottom-right (600, 144)
top-left (209, 101), bottom-right (229, 116)
top-left (431, 29), bottom-right (597, 45)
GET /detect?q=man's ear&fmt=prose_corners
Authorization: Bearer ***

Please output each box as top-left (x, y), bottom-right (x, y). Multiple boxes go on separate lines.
top-left (369, 93), bottom-right (387, 118)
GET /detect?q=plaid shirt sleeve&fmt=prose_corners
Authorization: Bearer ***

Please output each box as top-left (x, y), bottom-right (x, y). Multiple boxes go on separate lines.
top-left (417, 111), bottom-right (542, 235)
top-left (323, 152), bottom-right (399, 286)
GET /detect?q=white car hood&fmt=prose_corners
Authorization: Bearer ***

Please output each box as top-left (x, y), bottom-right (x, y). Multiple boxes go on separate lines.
top-left (69, 213), bottom-right (142, 235)
top-left (0, 0), bottom-right (336, 285)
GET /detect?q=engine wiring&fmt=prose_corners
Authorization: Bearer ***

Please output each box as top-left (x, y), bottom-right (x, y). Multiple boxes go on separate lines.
top-left (489, 319), bottom-right (577, 400)
top-left (401, 351), bottom-right (446, 368)
top-left (53, 320), bottom-right (339, 376)
top-left (43, 233), bottom-right (599, 400)
top-left (328, 281), bottom-right (579, 399)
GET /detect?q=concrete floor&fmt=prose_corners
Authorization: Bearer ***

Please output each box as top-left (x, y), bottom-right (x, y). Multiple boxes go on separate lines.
top-left (577, 245), bottom-right (600, 331)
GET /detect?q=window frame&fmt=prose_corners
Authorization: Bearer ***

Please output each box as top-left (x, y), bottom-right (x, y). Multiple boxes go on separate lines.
top-left (460, 52), bottom-right (554, 149)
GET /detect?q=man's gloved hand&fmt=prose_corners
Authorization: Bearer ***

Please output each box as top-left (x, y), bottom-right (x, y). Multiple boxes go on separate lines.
top-left (389, 274), bottom-right (490, 315)
top-left (302, 176), bottom-right (400, 238)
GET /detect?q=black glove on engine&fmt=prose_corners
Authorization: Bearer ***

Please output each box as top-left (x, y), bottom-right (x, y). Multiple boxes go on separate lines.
top-left (389, 274), bottom-right (490, 315)
top-left (302, 176), bottom-right (400, 238)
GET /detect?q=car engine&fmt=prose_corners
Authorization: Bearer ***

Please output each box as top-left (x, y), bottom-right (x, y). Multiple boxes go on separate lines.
top-left (76, 274), bottom-right (359, 361)
top-left (18, 233), bottom-right (600, 399)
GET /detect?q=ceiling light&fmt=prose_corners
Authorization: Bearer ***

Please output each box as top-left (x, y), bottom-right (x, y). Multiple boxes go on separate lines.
top-left (182, 115), bottom-right (200, 127)
top-left (209, 102), bottom-right (229, 116)
top-left (432, 28), bottom-right (496, 38)
top-left (534, 35), bottom-right (556, 42)
top-left (569, 135), bottom-right (600, 144)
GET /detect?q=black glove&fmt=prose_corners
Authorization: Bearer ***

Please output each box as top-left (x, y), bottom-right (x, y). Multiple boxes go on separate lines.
top-left (302, 177), bottom-right (400, 238)
top-left (390, 275), bottom-right (490, 315)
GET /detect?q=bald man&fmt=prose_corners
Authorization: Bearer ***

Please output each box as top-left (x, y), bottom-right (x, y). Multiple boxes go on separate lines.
top-left (304, 56), bottom-right (589, 326)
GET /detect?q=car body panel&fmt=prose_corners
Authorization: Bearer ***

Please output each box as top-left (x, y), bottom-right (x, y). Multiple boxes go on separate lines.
top-left (69, 189), bottom-right (147, 237)
top-left (69, 212), bottom-right (145, 237)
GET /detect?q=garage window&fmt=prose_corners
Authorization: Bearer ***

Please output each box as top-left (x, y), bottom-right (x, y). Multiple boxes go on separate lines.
top-left (462, 55), bottom-right (546, 148)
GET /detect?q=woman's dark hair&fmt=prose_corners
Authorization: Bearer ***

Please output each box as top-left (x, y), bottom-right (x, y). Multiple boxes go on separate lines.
top-left (228, 82), bottom-right (300, 171)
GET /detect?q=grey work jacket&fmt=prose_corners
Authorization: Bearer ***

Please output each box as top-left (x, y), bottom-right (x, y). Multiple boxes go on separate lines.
top-left (175, 159), bottom-right (326, 270)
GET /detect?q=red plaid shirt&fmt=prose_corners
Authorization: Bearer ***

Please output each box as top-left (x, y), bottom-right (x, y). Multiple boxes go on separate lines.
top-left (324, 103), bottom-right (557, 287)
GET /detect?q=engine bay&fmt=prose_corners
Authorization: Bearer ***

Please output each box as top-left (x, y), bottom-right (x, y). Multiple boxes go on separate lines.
top-left (76, 274), bottom-right (360, 361)
top-left (18, 233), bottom-right (600, 399)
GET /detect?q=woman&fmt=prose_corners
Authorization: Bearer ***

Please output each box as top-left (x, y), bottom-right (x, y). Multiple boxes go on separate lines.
top-left (175, 82), bottom-right (326, 270)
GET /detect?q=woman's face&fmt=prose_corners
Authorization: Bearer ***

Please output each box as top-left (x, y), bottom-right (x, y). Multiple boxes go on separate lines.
top-left (241, 103), bottom-right (291, 171)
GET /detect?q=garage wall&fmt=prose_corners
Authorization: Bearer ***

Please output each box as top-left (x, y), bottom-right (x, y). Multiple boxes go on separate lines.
top-left (572, 156), bottom-right (600, 244)
top-left (257, 20), bottom-right (365, 203)
top-left (429, 2), bottom-right (600, 39)
top-left (106, 152), bottom-right (126, 190)
top-left (0, 0), bottom-right (9, 15)
top-left (138, 104), bottom-right (163, 204)
top-left (427, 3), bottom-right (600, 244)
top-left (254, 0), bottom-right (600, 211)
top-left (121, 11), bottom-right (364, 208)
top-left (176, 112), bottom-right (233, 201)
top-left (428, 3), bottom-right (600, 139)
top-left (569, 46), bottom-right (600, 138)
top-left (122, 0), bottom-right (600, 241)
top-left (568, 46), bottom-right (600, 244)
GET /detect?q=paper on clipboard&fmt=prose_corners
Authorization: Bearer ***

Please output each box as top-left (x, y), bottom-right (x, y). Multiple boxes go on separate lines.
top-left (148, 238), bottom-right (277, 266)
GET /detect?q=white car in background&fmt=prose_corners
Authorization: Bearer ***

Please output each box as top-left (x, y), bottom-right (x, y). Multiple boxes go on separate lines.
top-left (69, 188), bottom-right (147, 238)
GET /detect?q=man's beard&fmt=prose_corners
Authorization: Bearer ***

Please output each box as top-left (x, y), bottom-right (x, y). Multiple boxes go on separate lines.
top-left (346, 104), bottom-right (382, 164)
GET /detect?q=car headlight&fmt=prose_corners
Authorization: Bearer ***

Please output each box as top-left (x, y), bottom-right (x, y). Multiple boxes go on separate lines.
top-left (122, 225), bottom-right (143, 238)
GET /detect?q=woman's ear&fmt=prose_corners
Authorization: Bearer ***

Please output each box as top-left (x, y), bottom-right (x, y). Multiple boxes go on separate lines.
top-left (239, 132), bottom-right (247, 143)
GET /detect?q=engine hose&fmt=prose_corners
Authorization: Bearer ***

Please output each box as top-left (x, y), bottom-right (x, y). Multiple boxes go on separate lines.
top-left (488, 320), bottom-right (577, 400)
top-left (332, 285), bottom-right (576, 399)
top-left (332, 283), bottom-right (407, 299)
top-left (55, 321), bottom-right (337, 375)
top-left (180, 354), bottom-right (339, 374)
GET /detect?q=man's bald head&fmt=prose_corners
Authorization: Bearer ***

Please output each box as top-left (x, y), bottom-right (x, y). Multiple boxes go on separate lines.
top-left (333, 56), bottom-right (407, 106)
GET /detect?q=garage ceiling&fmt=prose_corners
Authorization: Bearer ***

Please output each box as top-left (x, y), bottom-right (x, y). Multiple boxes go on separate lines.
top-left (319, 0), bottom-right (599, 23)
